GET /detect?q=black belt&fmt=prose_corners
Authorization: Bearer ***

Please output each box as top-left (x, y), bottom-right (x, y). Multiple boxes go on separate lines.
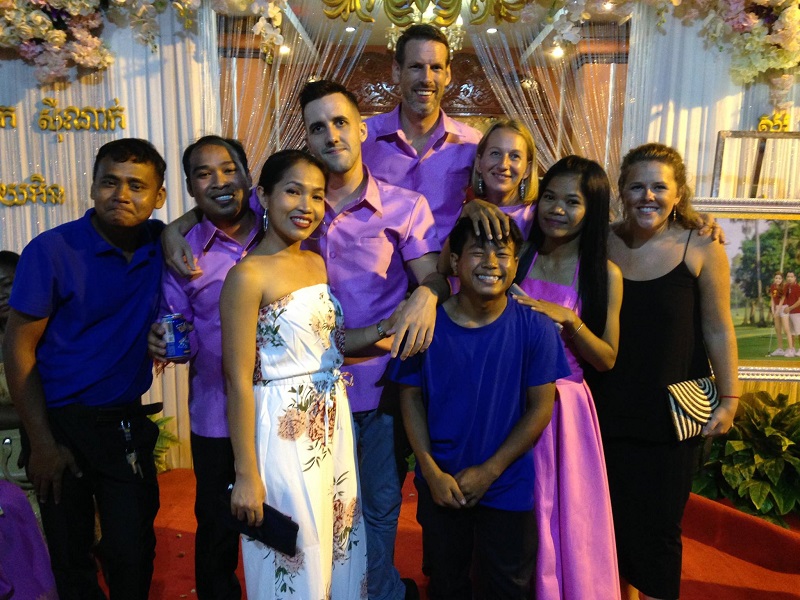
top-left (94, 400), bottom-right (164, 423)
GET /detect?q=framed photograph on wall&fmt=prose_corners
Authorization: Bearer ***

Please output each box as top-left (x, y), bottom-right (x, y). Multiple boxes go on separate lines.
top-left (695, 131), bottom-right (800, 380)
top-left (716, 215), bottom-right (800, 380)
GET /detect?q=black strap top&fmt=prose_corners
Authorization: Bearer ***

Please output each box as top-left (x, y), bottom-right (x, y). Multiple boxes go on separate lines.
top-left (590, 231), bottom-right (711, 442)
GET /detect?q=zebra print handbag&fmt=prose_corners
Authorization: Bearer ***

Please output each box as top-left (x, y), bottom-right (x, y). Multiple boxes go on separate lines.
top-left (667, 377), bottom-right (719, 441)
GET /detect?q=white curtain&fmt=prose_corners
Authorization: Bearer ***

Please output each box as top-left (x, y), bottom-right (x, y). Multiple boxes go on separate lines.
top-left (219, 0), bottom-right (373, 177)
top-left (0, 5), bottom-right (221, 468)
top-left (470, 20), bottom-right (629, 179)
top-left (622, 3), bottom-right (800, 201)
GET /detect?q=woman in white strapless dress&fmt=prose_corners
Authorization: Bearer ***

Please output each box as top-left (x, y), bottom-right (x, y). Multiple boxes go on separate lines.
top-left (221, 150), bottom-right (400, 599)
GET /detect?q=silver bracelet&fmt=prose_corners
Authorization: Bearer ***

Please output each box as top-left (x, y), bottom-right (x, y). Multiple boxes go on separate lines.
top-left (570, 321), bottom-right (585, 340)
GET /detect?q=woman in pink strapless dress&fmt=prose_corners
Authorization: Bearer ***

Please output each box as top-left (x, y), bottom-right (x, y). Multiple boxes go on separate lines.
top-left (512, 156), bottom-right (622, 600)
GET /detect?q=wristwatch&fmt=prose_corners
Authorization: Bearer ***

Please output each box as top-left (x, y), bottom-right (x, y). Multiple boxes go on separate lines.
top-left (376, 320), bottom-right (389, 339)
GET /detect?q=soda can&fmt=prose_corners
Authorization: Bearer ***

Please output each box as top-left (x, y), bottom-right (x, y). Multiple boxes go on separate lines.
top-left (162, 313), bottom-right (191, 360)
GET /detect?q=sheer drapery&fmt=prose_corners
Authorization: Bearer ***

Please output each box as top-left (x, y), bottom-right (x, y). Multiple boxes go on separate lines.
top-left (470, 21), bottom-right (628, 180)
top-left (218, 0), bottom-right (373, 176)
top-left (623, 3), bottom-right (799, 199)
top-left (0, 5), bottom-right (221, 468)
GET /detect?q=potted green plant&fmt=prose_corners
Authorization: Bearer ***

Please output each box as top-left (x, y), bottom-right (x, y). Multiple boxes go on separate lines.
top-left (693, 390), bottom-right (800, 527)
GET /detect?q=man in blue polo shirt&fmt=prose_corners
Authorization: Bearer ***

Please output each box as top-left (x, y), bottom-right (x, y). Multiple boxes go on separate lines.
top-left (3, 138), bottom-right (167, 600)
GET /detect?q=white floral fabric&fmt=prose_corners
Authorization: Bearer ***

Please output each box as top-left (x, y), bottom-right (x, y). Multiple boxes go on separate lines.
top-left (243, 284), bottom-right (367, 599)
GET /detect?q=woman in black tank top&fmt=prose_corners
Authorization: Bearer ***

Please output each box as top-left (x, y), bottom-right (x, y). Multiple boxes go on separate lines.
top-left (591, 144), bottom-right (740, 600)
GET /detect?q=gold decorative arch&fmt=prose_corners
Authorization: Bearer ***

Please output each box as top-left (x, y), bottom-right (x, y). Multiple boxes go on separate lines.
top-left (322, 0), bottom-right (527, 26)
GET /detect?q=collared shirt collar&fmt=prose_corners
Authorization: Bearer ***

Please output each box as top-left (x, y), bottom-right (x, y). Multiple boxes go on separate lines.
top-left (196, 211), bottom-right (260, 253)
top-left (374, 105), bottom-right (459, 150)
top-left (328, 166), bottom-right (384, 217)
top-left (361, 166), bottom-right (384, 215)
top-left (85, 208), bottom-right (159, 259)
top-left (373, 105), bottom-right (404, 139)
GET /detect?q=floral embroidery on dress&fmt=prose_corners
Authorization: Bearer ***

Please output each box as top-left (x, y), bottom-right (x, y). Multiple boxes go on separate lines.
top-left (258, 293), bottom-right (293, 349)
top-left (333, 315), bottom-right (345, 359)
top-left (310, 292), bottom-right (338, 350)
top-left (245, 285), bottom-right (367, 597)
top-left (306, 390), bottom-right (337, 448)
top-left (332, 471), bottom-right (362, 563)
top-left (273, 548), bottom-right (305, 597)
top-left (275, 382), bottom-right (338, 469)
top-left (276, 407), bottom-right (305, 440)
top-left (253, 350), bottom-right (264, 386)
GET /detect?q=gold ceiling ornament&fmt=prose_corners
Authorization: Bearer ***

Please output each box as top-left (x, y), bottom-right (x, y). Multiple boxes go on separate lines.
top-left (322, 0), bottom-right (378, 23)
top-left (426, 0), bottom-right (461, 26)
top-left (385, 2), bottom-right (466, 55)
top-left (322, 0), bottom-right (527, 26)
top-left (383, 0), bottom-right (419, 27)
top-left (468, 0), bottom-right (527, 26)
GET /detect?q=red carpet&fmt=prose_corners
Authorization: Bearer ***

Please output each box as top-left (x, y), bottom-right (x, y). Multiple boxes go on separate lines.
top-left (151, 469), bottom-right (800, 599)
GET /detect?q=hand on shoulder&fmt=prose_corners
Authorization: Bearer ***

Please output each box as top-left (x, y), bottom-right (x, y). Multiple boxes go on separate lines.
top-left (686, 226), bottom-right (727, 275)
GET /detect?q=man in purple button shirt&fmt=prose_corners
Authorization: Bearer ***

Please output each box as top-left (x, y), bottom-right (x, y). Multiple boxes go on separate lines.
top-left (363, 24), bottom-right (510, 242)
top-left (151, 136), bottom-right (258, 599)
top-left (300, 79), bottom-right (450, 600)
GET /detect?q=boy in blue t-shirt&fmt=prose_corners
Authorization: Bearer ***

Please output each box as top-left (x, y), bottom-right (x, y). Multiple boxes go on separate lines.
top-left (389, 217), bottom-right (569, 599)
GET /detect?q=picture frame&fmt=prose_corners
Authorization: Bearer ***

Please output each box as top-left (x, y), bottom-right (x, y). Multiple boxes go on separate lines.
top-left (696, 130), bottom-right (800, 380)
top-left (715, 215), bottom-right (800, 381)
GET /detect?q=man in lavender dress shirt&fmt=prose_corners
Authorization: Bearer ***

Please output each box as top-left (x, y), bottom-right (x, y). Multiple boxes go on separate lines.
top-left (363, 24), bottom-right (510, 241)
top-left (300, 79), bottom-right (449, 600)
top-left (151, 136), bottom-right (258, 599)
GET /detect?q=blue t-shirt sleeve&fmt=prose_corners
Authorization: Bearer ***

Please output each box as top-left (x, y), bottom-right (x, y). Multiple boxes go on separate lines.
top-left (9, 235), bottom-right (56, 318)
top-left (525, 312), bottom-right (571, 387)
top-left (386, 352), bottom-right (424, 387)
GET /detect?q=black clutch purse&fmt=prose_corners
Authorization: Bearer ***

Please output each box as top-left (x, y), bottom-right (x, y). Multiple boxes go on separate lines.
top-left (219, 488), bottom-right (299, 556)
top-left (667, 376), bottom-right (719, 441)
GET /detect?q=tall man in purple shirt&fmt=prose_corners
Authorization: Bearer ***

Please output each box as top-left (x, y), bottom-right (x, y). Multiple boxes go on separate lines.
top-left (151, 136), bottom-right (258, 599)
top-left (363, 24), bottom-right (510, 241)
top-left (300, 79), bottom-right (449, 600)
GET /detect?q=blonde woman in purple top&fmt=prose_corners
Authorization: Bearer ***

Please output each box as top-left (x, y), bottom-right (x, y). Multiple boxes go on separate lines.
top-left (470, 119), bottom-right (539, 237)
top-left (511, 156), bottom-right (623, 600)
top-left (437, 119), bottom-right (538, 284)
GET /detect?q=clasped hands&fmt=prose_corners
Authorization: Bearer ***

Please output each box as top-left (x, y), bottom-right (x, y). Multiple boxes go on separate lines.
top-left (425, 463), bottom-right (498, 509)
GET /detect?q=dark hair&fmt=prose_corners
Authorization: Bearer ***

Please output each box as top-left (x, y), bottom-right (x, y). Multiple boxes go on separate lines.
top-left (618, 143), bottom-right (699, 229)
top-left (394, 23), bottom-right (450, 67)
top-left (519, 155), bottom-right (611, 338)
top-left (93, 138), bottom-right (166, 187)
top-left (182, 135), bottom-right (250, 180)
top-left (299, 79), bottom-right (360, 116)
top-left (449, 217), bottom-right (523, 258)
top-left (0, 250), bottom-right (20, 271)
top-left (257, 149), bottom-right (329, 196)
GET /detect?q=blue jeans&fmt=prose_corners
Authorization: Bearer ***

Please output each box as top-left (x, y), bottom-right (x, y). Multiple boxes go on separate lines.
top-left (353, 409), bottom-right (405, 600)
